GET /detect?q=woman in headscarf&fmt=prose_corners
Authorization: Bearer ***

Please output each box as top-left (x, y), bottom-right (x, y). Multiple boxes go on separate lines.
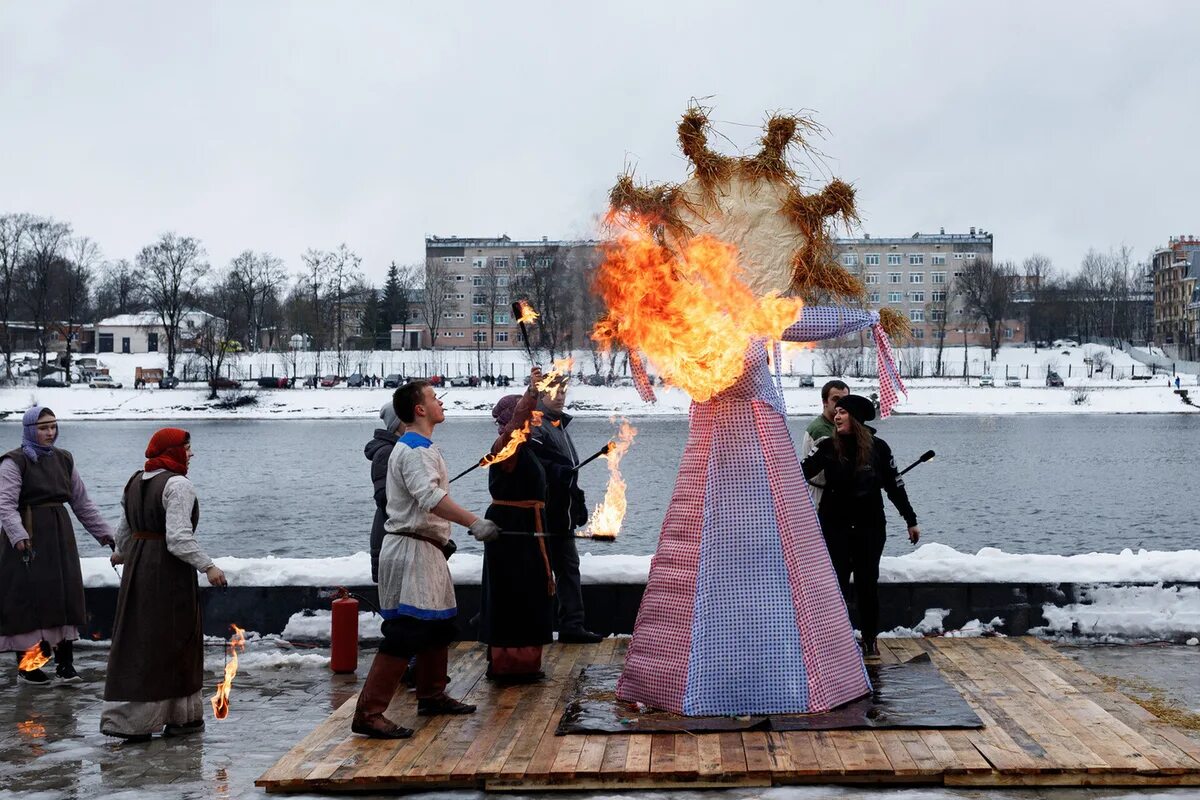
top-left (801, 394), bottom-right (920, 658)
top-left (478, 367), bottom-right (555, 682)
top-left (0, 406), bottom-right (114, 685)
top-left (101, 428), bottom-right (227, 742)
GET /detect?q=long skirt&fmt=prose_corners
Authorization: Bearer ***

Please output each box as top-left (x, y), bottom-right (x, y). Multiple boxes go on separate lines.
top-left (101, 691), bottom-right (205, 737)
top-left (0, 505), bottom-right (86, 651)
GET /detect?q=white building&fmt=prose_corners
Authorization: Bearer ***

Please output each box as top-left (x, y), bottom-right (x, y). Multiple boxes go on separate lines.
top-left (94, 311), bottom-right (224, 354)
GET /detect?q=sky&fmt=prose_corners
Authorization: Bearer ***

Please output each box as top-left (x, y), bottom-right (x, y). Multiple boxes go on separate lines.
top-left (3, 1), bottom-right (1199, 285)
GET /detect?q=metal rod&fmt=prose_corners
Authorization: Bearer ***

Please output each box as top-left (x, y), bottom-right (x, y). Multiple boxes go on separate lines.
top-left (898, 449), bottom-right (935, 476)
top-left (448, 460), bottom-right (483, 484)
top-left (571, 441), bottom-right (614, 473)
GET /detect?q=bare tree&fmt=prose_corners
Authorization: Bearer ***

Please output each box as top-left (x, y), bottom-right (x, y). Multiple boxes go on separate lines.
top-left (818, 340), bottom-right (857, 376)
top-left (59, 236), bottom-right (100, 383)
top-left (227, 250), bottom-right (287, 352)
top-left (421, 256), bottom-right (452, 352)
top-left (194, 282), bottom-right (234, 399)
top-left (511, 246), bottom-right (575, 360)
top-left (327, 244), bottom-right (363, 374)
top-left (957, 257), bottom-right (1016, 358)
top-left (137, 233), bottom-right (209, 376)
top-left (1021, 254), bottom-right (1054, 351)
top-left (94, 258), bottom-right (143, 319)
top-left (299, 248), bottom-right (331, 376)
top-left (926, 280), bottom-right (956, 376)
top-left (0, 213), bottom-right (34, 382)
top-left (22, 218), bottom-right (73, 370)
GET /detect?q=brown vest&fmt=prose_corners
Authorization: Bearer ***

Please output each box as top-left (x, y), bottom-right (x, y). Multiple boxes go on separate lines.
top-left (2, 447), bottom-right (73, 507)
top-left (122, 471), bottom-right (200, 534)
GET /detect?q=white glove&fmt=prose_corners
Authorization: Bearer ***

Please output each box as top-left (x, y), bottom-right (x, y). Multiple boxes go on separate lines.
top-left (469, 518), bottom-right (501, 543)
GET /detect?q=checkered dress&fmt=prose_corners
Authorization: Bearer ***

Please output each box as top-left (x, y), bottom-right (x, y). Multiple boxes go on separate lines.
top-left (616, 306), bottom-right (904, 715)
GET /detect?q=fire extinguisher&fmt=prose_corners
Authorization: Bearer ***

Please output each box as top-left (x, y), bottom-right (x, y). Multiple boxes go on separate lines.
top-left (329, 587), bottom-right (359, 674)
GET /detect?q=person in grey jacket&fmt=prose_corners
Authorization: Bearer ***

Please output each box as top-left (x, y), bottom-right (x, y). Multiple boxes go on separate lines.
top-left (365, 402), bottom-right (403, 584)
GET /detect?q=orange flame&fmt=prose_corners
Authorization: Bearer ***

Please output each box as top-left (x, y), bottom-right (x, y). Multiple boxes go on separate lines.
top-left (210, 624), bottom-right (246, 720)
top-left (17, 720), bottom-right (46, 739)
top-left (535, 357), bottom-right (574, 399)
top-left (480, 411), bottom-right (543, 468)
top-left (585, 420), bottom-right (637, 540)
top-left (592, 215), bottom-right (805, 402)
top-left (515, 300), bottom-right (539, 325)
top-left (18, 642), bottom-right (50, 672)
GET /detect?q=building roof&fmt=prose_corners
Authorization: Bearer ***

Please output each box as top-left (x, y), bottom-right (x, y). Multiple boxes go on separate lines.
top-left (426, 235), bottom-right (599, 249)
top-left (96, 310), bottom-right (221, 328)
top-left (835, 230), bottom-right (993, 246)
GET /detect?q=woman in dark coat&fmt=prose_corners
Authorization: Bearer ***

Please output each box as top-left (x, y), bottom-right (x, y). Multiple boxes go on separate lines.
top-left (101, 428), bottom-right (227, 742)
top-left (801, 394), bottom-right (920, 658)
top-left (0, 406), bottom-right (114, 685)
top-left (479, 371), bottom-right (555, 682)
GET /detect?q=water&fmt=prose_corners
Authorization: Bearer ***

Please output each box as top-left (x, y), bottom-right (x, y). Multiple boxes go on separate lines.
top-left (33, 414), bottom-right (1199, 560)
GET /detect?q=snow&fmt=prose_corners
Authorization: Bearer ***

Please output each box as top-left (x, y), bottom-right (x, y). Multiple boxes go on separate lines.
top-left (1033, 583), bottom-right (1200, 641)
top-left (80, 543), bottom-right (1200, 587)
top-left (5, 342), bottom-right (1197, 420)
top-left (281, 609), bottom-right (383, 642)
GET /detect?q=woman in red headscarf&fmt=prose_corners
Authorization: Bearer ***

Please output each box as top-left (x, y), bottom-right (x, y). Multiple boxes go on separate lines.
top-left (100, 428), bottom-right (227, 742)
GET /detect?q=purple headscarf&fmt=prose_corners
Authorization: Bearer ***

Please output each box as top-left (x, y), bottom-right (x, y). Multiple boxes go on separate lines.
top-left (21, 405), bottom-right (57, 462)
top-left (491, 395), bottom-right (522, 429)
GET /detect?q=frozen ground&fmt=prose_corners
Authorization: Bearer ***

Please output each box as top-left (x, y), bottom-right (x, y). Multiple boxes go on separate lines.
top-left (0, 640), bottom-right (1196, 800)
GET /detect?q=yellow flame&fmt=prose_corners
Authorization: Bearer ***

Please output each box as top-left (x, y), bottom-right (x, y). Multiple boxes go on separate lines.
top-left (480, 411), bottom-right (543, 468)
top-left (210, 624), bottom-right (246, 720)
top-left (585, 420), bottom-right (637, 539)
top-left (18, 642), bottom-right (50, 672)
top-left (535, 357), bottom-right (575, 399)
top-left (592, 215), bottom-right (805, 402)
top-left (515, 300), bottom-right (539, 325)
top-left (17, 720), bottom-right (46, 739)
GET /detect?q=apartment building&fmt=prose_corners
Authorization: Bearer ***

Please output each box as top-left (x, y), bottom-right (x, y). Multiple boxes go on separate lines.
top-left (423, 235), bottom-right (600, 350)
top-left (832, 227), bottom-right (1023, 346)
top-left (1151, 235), bottom-right (1200, 360)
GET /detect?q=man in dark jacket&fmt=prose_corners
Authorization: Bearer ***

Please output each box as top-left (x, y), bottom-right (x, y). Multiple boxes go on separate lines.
top-left (365, 402), bottom-right (403, 583)
top-left (528, 377), bottom-right (602, 644)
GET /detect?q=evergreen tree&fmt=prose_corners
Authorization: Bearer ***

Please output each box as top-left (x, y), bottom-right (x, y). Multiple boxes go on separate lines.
top-left (361, 288), bottom-right (382, 349)
top-left (381, 261), bottom-right (402, 327)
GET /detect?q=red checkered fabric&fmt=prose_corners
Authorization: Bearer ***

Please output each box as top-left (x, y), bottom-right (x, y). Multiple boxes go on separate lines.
top-left (871, 324), bottom-right (907, 419)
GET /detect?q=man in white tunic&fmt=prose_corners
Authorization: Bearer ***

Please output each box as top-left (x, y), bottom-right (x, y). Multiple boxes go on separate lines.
top-left (352, 381), bottom-right (500, 739)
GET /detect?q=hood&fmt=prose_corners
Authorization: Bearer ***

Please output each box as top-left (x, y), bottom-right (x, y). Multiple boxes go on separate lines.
top-left (364, 429), bottom-right (399, 460)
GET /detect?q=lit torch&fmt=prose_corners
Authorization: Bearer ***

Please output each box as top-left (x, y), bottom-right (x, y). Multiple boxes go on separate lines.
top-left (535, 357), bottom-right (574, 400)
top-left (18, 641), bottom-right (51, 672)
top-left (210, 624), bottom-right (246, 720)
top-left (449, 411), bottom-right (545, 483)
top-left (512, 300), bottom-right (538, 361)
top-left (585, 420), bottom-right (637, 541)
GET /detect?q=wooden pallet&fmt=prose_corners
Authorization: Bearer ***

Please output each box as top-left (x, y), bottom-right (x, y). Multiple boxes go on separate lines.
top-left (256, 637), bottom-right (1200, 792)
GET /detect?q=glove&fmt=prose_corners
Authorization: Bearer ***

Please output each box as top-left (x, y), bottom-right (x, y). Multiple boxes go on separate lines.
top-left (468, 518), bottom-right (500, 543)
top-left (441, 538), bottom-right (458, 561)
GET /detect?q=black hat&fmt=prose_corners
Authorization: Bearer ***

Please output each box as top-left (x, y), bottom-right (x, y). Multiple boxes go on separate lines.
top-left (835, 394), bottom-right (876, 424)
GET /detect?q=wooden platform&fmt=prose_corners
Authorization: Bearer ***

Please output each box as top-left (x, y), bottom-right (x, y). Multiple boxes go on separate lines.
top-left (256, 637), bottom-right (1200, 792)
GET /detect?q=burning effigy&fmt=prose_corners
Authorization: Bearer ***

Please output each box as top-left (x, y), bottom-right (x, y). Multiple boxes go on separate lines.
top-left (596, 105), bottom-right (908, 716)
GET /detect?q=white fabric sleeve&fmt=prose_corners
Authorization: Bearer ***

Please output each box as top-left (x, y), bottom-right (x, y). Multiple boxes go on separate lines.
top-left (114, 501), bottom-right (132, 557)
top-left (0, 459), bottom-right (29, 545)
top-left (162, 476), bottom-right (214, 573)
top-left (398, 447), bottom-right (447, 512)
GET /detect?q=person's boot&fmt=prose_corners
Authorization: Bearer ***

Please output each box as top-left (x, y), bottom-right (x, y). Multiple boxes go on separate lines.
top-left (54, 639), bottom-right (82, 684)
top-left (416, 647), bottom-right (475, 716)
top-left (16, 646), bottom-right (51, 687)
top-left (351, 653), bottom-right (414, 739)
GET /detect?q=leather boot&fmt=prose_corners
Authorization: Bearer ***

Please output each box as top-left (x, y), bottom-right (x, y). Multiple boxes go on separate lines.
top-left (416, 647), bottom-right (475, 716)
top-left (351, 653), bottom-right (414, 739)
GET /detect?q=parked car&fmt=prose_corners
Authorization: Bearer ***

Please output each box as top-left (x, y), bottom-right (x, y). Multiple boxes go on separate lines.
top-left (584, 374), bottom-right (607, 386)
top-left (36, 376), bottom-right (67, 388)
top-left (209, 377), bottom-right (242, 390)
top-left (978, 375), bottom-right (994, 387)
top-left (302, 374), bottom-right (318, 388)
top-left (319, 374), bottom-right (340, 388)
top-left (89, 375), bottom-right (123, 389)
top-left (346, 372), bottom-right (364, 388)
top-left (158, 375), bottom-right (180, 389)
top-left (798, 375), bottom-right (815, 388)
top-left (383, 373), bottom-right (403, 388)
top-left (1046, 371), bottom-right (1064, 387)
top-left (1004, 377), bottom-right (1021, 388)
top-left (257, 376), bottom-right (289, 389)
top-left (448, 376), bottom-right (475, 388)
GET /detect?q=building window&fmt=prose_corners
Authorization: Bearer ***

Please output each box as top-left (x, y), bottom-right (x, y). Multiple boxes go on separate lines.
top-left (442, 294), bottom-right (454, 301)
top-left (472, 294), bottom-right (486, 306)
top-left (888, 291), bottom-right (903, 304)
top-left (888, 272), bottom-right (902, 284)
top-left (442, 312), bottom-right (454, 319)
top-left (495, 331), bottom-right (509, 342)
top-left (474, 331), bottom-right (487, 343)
top-left (931, 271), bottom-right (947, 284)
top-left (931, 291), bottom-right (946, 303)
top-left (910, 272), bottom-right (924, 284)
top-left (865, 254), bottom-right (880, 266)
top-left (534, 257), bottom-right (550, 268)
top-left (516, 257), bottom-right (528, 268)
top-left (493, 257), bottom-right (509, 269)
top-left (953, 271), bottom-right (964, 280)
top-left (1004, 327), bottom-right (1014, 338)
top-left (931, 309), bottom-right (946, 321)
top-left (497, 275), bottom-right (509, 287)
top-left (456, 293), bottom-right (465, 300)
top-left (910, 309), bottom-right (925, 322)
top-left (887, 254), bottom-right (902, 266)
top-left (472, 312), bottom-right (487, 324)
top-left (868, 291), bottom-right (880, 303)
top-left (909, 254), bottom-right (924, 265)
top-left (147, 332), bottom-right (158, 352)
top-left (472, 276), bottom-right (483, 286)
top-left (842, 254), bottom-right (858, 267)
top-left (931, 254), bottom-right (946, 265)
top-left (912, 328), bottom-right (925, 339)
top-left (865, 273), bottom-right (879, 285)
top-left (910, 291), bottom-right (925, 302)
top-left (965, 252), bottom-right (977, 260)
top-left (494, 312), bottom-right (510, 324)
top-left (934, 330), bottom-right (946, 340)
top-left (98, 333), bottom-right (113, 353)
top-left (454, 275), bottom-right (464, 281)
top-left (953, 253), bottom-right (964, 260)
top-left (472, 257), bottom-right (486, 268)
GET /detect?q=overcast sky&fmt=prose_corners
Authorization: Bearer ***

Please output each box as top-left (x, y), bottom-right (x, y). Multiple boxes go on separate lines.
top-left (4, 2), bottom-right (1198, 284)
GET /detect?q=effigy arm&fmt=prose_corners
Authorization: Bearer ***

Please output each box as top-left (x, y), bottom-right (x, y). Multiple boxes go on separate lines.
top-left (781, 306), bottom-right (878, 343)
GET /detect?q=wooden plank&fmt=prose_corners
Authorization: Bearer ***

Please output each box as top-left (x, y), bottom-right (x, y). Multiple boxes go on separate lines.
top-left (573, 735), bottom-right (608, 777)
top-left (673, 733), bottom-right (700, 779)
top-left (696, 732), bottom-right (725, 778)
top-left (717, 731), bottom-right (747, 776)
top-left (875, 638), bottom-right (903, 665)
top-left (740, 731), bottom-right (772, 776)
top-left (829, 730), bottom-right (893, 776)
top-left (874, 731), bottom-right (923, 777)
top-left (763, 732), bottom-right (795, 778)
top-left (599, 734), bottom-right (630, 776)
top-left (924, 730), bottom-right (991, 775)
top-left (779, 732), bottom-right (822, 776)
top-left (407, 646), bottom-right (490, 780)
top-left (623, 734), bottom-right (652, 778)
top-left (255, 697), bottom-right (357, 788)
top-left (809, 731), bottom-right (846, 776)
top-left (648, 733), bottom-right (678, 776)
top-left (500, 642), bottom-right (589, 782)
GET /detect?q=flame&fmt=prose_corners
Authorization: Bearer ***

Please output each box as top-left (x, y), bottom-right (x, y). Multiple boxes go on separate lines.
top-left (592, 215), bottom-right (805, 402)
top-left (18, 642), bottom-right (50, 672)
top-left (480, 411), bottom-right (543, 468)
top-left (535, 357), bottom-right (574, 399)
top-left (17, 720), bottom-right (46, 739)
top-left (210, 624), bottom-right (246, 720)
top-left (585, 421), bottom-right (637, 540)
top-left (515, 300), bottom-right (539, 325)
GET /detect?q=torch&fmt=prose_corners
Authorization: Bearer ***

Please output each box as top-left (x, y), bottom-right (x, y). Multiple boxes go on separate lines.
top-left (512, 300), bottom-right (538, 362)
top-left (571, 441), bottom-right (614, 473)
top-left (898, 450), bottom-right (935, 476)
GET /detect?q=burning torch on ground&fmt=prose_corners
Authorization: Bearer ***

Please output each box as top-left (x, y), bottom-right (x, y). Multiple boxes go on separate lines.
top-left (583, 420), bottom-right (637, 541)
top-left (210, 624), bottom-right (246, 720)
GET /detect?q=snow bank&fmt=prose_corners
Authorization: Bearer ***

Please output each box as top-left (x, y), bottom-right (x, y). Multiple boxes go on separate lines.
top-left (1033, 583), bottom-right (1200, 641)
top-left (80, 543), bottom-right (1200, 587)
top-left (282, 609), bottom-right (383, 642)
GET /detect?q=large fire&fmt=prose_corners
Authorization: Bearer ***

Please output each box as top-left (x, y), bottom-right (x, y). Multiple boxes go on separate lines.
top-left (210, 624), bottom-right (246, 720)
top-left (592, 216), bottom-right (805, 402)
top-left (535, 357), bottom-right (574, 400)
top-left (480, 411), bottom-right (544, 468)
top-left (586, 420), bottom-right (637, 540)
top-left (18, 641), bottom-right (50, 672)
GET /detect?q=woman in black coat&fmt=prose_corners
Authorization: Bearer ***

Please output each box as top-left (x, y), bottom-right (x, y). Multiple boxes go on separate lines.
top-left (801, 394), bottom-right (920, 657)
